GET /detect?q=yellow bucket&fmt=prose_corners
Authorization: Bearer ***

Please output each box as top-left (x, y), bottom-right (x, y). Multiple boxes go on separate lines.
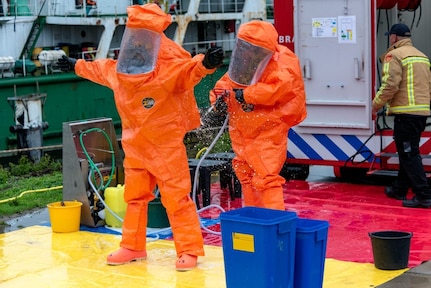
top-left (47, 201), bottom-right (83, 233)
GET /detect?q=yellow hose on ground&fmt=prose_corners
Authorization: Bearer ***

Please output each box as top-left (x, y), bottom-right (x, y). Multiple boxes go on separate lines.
top-left (0, 186), bottom-right (63, 204)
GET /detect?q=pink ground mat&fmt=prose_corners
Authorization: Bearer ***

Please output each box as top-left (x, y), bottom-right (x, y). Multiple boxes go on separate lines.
top-left (197, 179), bottom-right (431, 268)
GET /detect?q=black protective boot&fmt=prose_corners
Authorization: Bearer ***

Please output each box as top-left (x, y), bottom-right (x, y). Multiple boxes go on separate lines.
top-left (384, 186), bottom-right (407, 200)
top-left (402, 197), bottom-right (431, 208)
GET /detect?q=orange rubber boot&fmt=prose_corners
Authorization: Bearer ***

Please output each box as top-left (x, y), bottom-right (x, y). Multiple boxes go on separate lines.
top-left (106, 247), bottom-right (147, 265)
top-left (176, 254), bottom-right (198, 271)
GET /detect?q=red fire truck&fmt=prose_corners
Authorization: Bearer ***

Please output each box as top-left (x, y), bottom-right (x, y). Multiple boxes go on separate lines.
top-left (273, 0), bottom-right (430, 180)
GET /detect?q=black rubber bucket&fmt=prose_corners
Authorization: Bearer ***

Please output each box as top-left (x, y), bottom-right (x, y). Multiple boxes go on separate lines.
top-left (369, 230), bottom-right (413, 270)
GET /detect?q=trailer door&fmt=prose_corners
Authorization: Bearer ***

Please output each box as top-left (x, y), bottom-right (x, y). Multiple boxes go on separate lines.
top-left (295, 0), bottom-right (374, 136)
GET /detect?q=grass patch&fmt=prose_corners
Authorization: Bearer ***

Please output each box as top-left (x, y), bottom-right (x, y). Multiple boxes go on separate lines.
top-left (0, 172), bottom-right (62, 215)
top-left (0, 155), bottom-right (63, 228)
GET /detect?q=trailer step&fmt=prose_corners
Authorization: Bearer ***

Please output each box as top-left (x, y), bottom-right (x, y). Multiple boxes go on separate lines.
top-left (367, 169), bottom-right (431, 178)
top-left (375, 152), bottom-right (431, 159)
top-left (366, 170), bottom-right (398, 177)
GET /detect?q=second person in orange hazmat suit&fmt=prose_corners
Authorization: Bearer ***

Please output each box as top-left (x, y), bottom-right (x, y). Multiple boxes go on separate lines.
top-left (63, 4), bottom-right (224, 270)
top-left (210, 20), bottom-right (306, 210)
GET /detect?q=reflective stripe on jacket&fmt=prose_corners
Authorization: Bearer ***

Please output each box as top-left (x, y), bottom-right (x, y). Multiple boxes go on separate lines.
top-left (373, 38), bottom-right (431, 116)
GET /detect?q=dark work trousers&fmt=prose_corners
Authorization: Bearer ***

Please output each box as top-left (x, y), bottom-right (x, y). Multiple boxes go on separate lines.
top-left (392, 114), bottom-right (431, 199)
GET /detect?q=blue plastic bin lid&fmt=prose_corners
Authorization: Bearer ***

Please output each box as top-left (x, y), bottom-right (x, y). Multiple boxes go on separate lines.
top-left (220, 207), bottom-right (297, 225)
top-left (296, 218), bottom-right (329, 232)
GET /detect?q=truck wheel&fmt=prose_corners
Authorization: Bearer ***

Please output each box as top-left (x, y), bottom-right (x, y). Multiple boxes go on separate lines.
top-left (280, 164), bottom-right (310, 181)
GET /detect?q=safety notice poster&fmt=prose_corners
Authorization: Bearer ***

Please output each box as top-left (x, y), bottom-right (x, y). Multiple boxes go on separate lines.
top-left (311, 16), bottom-right (357, 44)
top-left (338, 15), bottom-right (356, 44)
top-left (312, 18), bottom-right (337, 38)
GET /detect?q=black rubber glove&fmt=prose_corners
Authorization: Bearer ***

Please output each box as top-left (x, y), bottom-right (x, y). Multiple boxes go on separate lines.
top-left (203, 47), bottom-right (224, 69)
top-left (214, 96), bottom-right (228, 115)
top-left (58, 55), bottom-right (77, 71)
top-left (234, 89), bottom-right (245, 104)
top-left (241, 103), bottom-right (254, 112)
top-left (234, 89), bottom-right (254, 112)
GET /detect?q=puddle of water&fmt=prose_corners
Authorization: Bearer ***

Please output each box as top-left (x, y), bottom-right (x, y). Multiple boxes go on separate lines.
top-left (1, 208), bottom-right (50, 233)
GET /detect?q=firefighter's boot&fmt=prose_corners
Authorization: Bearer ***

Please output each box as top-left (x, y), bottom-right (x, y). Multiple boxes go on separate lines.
top-left (384, 186), bottom-right (407, 200)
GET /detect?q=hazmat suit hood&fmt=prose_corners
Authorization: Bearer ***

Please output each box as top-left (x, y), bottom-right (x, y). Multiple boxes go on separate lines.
top-left (228, 20), bottom-right (278, 86)
top-left (116, 4), bottom-right (172, 75)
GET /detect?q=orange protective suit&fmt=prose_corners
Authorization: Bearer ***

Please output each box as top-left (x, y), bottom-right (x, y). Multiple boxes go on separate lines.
top-left (75, 4), bottom-right (217, 258)
top-left (210, 20), bottom-right (307, 210)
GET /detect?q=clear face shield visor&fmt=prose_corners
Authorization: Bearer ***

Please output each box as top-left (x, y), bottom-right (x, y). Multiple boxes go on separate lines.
top-left (227, 38), bottom-right (273, 86)
top-left (116, 28), bottom-right (161, 75)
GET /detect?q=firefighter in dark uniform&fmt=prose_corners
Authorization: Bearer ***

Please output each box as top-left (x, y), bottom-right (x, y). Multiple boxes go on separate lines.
top-left (373, 23), bottom-right (431, 208)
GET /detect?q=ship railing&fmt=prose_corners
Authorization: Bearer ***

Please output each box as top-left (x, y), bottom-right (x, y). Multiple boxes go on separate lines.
top-left (182, 38), bottom-right (235, 58)
top-left (196, 0), bottom-right (244, 13)
top-left (169, 0), bottom-right (249, 14)
top-left (75, 47), bottom-right (120, 61)
top-left (45, 0), bottom-right (132, 17)
top-left (80, 49), bottom-right (96, 61)
top-left (0, 0), bottom-right (270, 18)
top-left (0, 0), bottom-right (137, 18)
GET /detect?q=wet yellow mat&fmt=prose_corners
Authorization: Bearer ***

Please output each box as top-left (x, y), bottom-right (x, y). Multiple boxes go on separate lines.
top-left (0, 226), bottom-right (406, 287)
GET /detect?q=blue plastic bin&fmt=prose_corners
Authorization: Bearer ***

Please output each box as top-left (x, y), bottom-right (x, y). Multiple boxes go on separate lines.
top-left (220, 207), bottom-right (297, 288)
top-left (294, 218), bottom-right (329, 288)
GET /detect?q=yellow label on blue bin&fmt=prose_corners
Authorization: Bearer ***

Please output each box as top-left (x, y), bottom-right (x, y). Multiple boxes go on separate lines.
top-left (232, 232), bottom-right (254, 252)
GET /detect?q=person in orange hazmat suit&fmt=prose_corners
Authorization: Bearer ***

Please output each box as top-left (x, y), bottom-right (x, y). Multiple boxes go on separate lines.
top-left (210, 20), bottom-right (306, 210)
top-left (60, 4), bottom-right (224, 271)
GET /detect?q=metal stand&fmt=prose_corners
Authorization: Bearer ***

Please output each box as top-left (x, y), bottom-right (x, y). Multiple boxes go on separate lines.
top-left (7, 90), bottom-right (49, 163)
top-left (62, 117), bottom-right (124, 227)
